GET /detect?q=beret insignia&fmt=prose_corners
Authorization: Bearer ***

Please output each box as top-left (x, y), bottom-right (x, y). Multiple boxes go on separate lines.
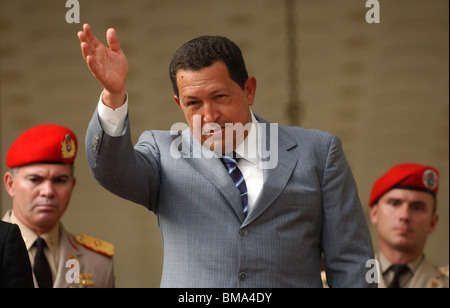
top-left (423, 169), bottom-right (438, 190)
top-left (61, 133), bottom-right (76, 161)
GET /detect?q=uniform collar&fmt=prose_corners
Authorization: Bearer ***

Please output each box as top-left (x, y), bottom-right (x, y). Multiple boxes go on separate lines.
top-left (379, 251), bottom-right (424, 275)
top-left (10, 210), bottom-right (60, 258)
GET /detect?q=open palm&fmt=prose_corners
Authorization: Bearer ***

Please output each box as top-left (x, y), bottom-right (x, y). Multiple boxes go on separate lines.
top-left (78, 24), bottom-right (128, 98)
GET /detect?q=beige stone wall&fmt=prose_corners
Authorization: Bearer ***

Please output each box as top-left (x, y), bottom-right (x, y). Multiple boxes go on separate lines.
top-left (1, 0), bottom-right (448, 287)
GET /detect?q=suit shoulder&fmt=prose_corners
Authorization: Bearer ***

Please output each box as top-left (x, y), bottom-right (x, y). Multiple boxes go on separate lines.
top-left (137, 129), bottom-right (181, 147)
top-left (73, 232), bottom-right (114, 258)
top-left (282, 125), bottom-right (334, 137)
top-left (279, 125), bottom-right (338, 146)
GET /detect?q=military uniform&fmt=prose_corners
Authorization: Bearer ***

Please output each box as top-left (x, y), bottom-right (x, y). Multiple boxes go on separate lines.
top-left (376, 252), bottom-right (449, 288)
top-left (369, 164), bottom-right (448, 288)
top-left (2, 210), bottom-right (114, 288)
top-left (3, 124), bottom-right (115, 288)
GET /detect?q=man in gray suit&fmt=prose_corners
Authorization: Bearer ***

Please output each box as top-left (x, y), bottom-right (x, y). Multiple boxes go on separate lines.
top-left (78, 23), bottom-right (376, 288)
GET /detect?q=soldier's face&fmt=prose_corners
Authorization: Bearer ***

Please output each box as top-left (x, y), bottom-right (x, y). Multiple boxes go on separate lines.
top-left (370, 188), bottom-right (438, 253)
top-left (4, 163), bottom-right (76, 234)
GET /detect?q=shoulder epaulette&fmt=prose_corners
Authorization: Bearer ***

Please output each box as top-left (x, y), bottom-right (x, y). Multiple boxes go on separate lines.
top-left (74, 232), bottom-right (114, 257)
top-left (438, 265), bottom-right (449, 278)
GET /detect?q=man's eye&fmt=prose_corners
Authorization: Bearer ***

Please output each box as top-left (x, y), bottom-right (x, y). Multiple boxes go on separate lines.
top-left (411, 203), bottom-right (425, 211)
top-left (388, 199), bottom-right (400, 206)
top-left (215, 94), bottom-right (227, 100)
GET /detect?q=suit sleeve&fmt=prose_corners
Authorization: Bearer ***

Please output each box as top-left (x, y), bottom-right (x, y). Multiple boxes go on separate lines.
top-left (320, 135), bottom-right (377, 288)
top-left (0, 223), bottom-right (34, 288)
top-left (85, 108), bottom-right (160, 211)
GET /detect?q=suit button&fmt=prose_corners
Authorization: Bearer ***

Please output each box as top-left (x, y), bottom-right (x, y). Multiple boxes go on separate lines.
top-left (92, 135), bottom-right (99, 150)
top-left (239, 228), bottom-right (248, 237)
top-left (238, 272), bottom-right (248, 281)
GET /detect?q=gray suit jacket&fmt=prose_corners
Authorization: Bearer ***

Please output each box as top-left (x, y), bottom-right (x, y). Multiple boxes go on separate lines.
top-left (86, 110), bottom-right (375, 288)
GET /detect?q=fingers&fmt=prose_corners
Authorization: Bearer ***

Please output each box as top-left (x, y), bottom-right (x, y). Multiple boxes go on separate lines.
top-left (78, 24), bottom-right (122, 59)
top-left (81, 23), bottom-right (101, 48)
top-left (79, 41), bottom-right (89, 61)
top-left (106, 28), bottom-right (122, 52)
top-left (85, 55), bottom-right (101, 80)
top-left (78, 24), bottom-right (94, 61)
top-left (77, 24), bottom-right (101, 76)
top-left (77, 23), bottom-right (104, 56)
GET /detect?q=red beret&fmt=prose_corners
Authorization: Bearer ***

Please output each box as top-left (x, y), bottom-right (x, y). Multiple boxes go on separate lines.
top-left (6, 124), bottom-right (78, 168)
top-left (369, 163), bottom-right (439, 207)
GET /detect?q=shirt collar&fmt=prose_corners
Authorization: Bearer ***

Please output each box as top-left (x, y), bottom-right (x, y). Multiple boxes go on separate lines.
top-left (10, 210), bottom-right (60, 256)
top-left (379, 251), bottom-right (424, 275)
top-left (234, 110), bottom-right (259, 165)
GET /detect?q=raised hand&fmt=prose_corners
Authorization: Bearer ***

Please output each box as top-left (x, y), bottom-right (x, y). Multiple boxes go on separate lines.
top-left (77, 23), bottom-right (128, 109)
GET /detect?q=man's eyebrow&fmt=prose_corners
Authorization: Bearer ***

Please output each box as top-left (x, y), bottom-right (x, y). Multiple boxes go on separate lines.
top-left (54, 174), bottom-right (70, 178)
top-left (183, 95), bottom-right (198, 100)
top-left (409, 200), bottom-right (427, 207)
top-left (25, 173), bottom-right (42, 178)
top-left (25, 173), bottom-right (70, 179)
top-left (183, 88), bottom-right (229, 99)
top-left (387, 197), bottom-right (427, 206)
top-left (210, 88), bottom-right (228, 95)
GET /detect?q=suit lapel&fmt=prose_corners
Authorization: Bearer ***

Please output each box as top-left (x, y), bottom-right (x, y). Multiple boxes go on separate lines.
top-left (243, 116), bottom-right (298, 226)
top-left (179, 129), bottom-right (246, 221)
top-left (177, 116), bottom-right (298, 225)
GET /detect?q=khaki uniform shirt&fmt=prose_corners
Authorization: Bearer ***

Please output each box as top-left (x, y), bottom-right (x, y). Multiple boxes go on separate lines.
top-left (376, 252), bottom-right (449, 288)
top-left (3, 210), bottom-right (115, 288)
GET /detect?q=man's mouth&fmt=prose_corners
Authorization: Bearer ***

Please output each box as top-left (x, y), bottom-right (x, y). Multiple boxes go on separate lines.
top-left (203, 123), bottom-right (224, 137)
top-left (394, 226), bottom-right (412, 235)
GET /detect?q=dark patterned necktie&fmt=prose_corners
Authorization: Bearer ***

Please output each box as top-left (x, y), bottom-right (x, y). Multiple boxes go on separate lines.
top-left (221, 155), bottom-right (248, 217)
top-left (388, 264), bottom-right (409, 288)
top-left (33, 237), bottom-right (53, 288)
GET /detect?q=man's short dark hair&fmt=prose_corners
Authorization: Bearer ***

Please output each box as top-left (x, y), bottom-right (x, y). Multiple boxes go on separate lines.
top-left (169, 35), bottom-right (249, 97)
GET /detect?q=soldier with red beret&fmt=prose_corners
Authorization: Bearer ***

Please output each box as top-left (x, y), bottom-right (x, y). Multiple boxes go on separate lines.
top-left (369, 163), bottom-right (449, 288)
top-left (2, 124), bottom-right (115, 288)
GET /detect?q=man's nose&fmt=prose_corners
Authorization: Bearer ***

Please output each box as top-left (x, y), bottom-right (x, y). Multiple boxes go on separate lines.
top-left (203, 102), bottom-right (220, 123)
top-left (397, 203), bottom-right (411, 220)
top-left (40, 181), bottom-right (55, 197)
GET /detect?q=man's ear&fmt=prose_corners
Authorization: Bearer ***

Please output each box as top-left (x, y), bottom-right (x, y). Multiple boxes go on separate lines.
top-left (174, 95), bottom-right (182, 109)
top-left (428, 214), bottom-right (439, 235)
top-left (244, 76), bottom-right (257, 106)
top-left (369, 205), bottom-right (378, 225)
top-left (3, 172), bottom-right (15, 197)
